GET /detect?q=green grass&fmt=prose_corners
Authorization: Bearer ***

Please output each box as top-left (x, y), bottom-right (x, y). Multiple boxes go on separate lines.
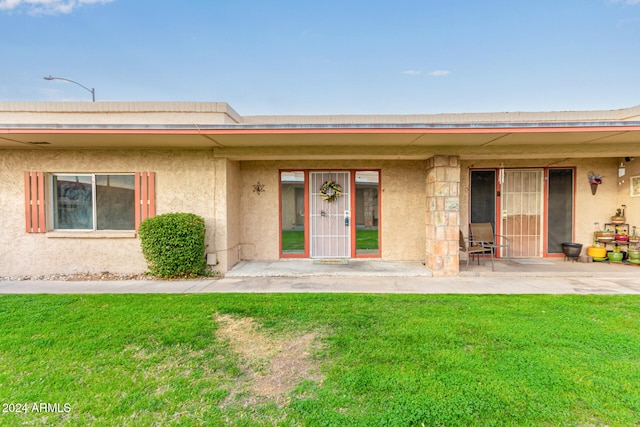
top-left (355, 229), bottom-right (378, 250)
top-left (282, 230), bottom-right (305, 252)
top-left (1, 294), bottom-right (639, 426)
top-left (281, 229), bottom-right (378, 252)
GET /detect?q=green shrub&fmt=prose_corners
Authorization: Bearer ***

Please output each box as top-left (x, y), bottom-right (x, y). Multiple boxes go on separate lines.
top-left (138, 212), bottom-right (208, 278)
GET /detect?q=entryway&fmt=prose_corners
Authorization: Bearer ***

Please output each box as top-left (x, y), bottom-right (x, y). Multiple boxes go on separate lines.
top-left (280, 170), bottom-right (380, 259)
top-left (470, 167), bottom-right (575, 258)
top-left (310, 171), bottom-right (351, 258)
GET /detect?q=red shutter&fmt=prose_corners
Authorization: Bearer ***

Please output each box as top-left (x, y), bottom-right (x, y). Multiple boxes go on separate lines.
top-left (24, 171), bottom-right (46, 233)
top-left (135, 172), bottom-right (156, 230)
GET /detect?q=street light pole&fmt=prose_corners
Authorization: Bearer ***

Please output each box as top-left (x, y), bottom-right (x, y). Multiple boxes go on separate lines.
top-left (43, 75), bottom-right (95, 102)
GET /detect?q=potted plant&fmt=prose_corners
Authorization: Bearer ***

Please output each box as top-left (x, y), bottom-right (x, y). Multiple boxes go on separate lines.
top-left (611, 207), bottom-right (626, 224)
top-left (607, 244), bottom-right (624, 263)
top-left (615, 226), bottom-right (629, 242)
top-left (588, 172), bottom-right (602, 195)
top-left (628, 247), bottom-right (640, 264)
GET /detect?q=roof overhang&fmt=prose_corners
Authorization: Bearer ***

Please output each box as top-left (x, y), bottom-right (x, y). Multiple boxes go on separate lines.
top-left (2, 123), bottom-right (640, 160)
top-left (2, 101), bottom-right (640, 160)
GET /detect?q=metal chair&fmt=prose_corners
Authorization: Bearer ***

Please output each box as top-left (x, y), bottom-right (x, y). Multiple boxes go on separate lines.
top-left (469, 223), bottom-right (511, 271)
top-left (459, 230), bottom-right (488, 270)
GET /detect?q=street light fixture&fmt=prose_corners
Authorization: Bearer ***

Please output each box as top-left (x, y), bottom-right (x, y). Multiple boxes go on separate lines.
top-left (43, 75), bottom-right (95, 102)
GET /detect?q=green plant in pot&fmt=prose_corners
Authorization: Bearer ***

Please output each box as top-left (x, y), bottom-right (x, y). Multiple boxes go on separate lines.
top-left (608, 244), bottom-right (624, 263)
top-left (628, 245), bottom-right (640, 264)
top-left (611, 206), bottom-right (626, 224)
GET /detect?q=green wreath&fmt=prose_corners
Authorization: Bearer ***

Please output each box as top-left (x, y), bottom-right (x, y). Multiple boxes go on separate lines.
top-left (319, 180), bottom-right (343, 203)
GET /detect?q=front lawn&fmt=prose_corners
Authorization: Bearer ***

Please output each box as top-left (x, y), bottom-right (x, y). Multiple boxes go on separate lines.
top-left (0, 294), bottom-right (638, 426)
top-left (281, 229), bottom-right (378, 252)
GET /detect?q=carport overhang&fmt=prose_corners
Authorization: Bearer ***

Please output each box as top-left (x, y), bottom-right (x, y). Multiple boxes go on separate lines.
top-left (2, 122), bottom-right (640, 161)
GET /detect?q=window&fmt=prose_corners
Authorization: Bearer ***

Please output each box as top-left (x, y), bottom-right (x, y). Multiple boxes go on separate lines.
top-left (24, 171), bottom-right (155, 233)
top-left (53, 174), bottom-right (135, 230)
top-left (280, 171), bottom-right (306, 256)
top-left (355, 171), bottom-right (379, 255)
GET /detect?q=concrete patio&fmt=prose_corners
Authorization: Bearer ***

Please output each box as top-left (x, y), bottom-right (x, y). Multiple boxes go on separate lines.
top-left (224, 257), bottom-right (640, 278)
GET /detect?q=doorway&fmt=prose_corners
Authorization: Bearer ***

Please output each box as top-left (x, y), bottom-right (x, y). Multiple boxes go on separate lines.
top-left (469, 168), bottom-right (575, 258)
top-left (310, 171), bottom-right (351, 258)
top-left (280, 170), bottom-right (381, 258)
top-left (501, 169), bottom-right (544, 257)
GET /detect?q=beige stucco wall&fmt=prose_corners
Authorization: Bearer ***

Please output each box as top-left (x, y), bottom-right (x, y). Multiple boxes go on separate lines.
top-left (458, 158), bottom-right (634, 255)
top-left (0, 149), bottom-right (217, 277)
top-left (212, 159), bottom-right (241, 272)
top-left (238, 160), bottom-right (427, 261)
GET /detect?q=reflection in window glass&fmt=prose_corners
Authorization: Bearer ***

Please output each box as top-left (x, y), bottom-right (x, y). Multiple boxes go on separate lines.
top-left (355, 171), bottom-right (379, 254)
top-left (53, 175), bottom-right (94, 229)
top-left (281, 171), bottom-right (305, 254)
top-left (96, 175), bottom-right (135, 230)
top-left (53, 173), bottom-right (136, 231)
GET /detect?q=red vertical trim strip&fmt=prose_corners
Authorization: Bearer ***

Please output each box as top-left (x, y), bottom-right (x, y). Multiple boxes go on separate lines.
top-left (543, 168), bottom-right (550, 257)
top-left (350, 172), bottom-right (356, 258)
top-left (148, 172), bottom-right (156, 217)
top-left (303, 171), bottom-right (309, 258)
top-left (24, 172), bottom-right (32, 233)
top-left (134, 172), bottom-right (141, 231)
top-left (141, 172), bottom-right (149, 222)
top-left (30, 172), bottom-right (38, 232)
top-left (37, 172), bottom-right (46, 232)
top-left (278, 171), bottom-right (283, 255)
top-left (135, 172), bottom-right (156, 231)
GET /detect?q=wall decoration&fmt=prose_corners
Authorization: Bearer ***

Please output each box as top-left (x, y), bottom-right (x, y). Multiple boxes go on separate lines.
top-left (252, 181), bottom-right (266, 195)
top-left (631, 175), bottom-right (640, 197)
top-left (319, 180), bottom-right (343, 203)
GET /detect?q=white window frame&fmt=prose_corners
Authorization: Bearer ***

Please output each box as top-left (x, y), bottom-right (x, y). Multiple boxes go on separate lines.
top-left (50, 173), bottom-right (136, 232)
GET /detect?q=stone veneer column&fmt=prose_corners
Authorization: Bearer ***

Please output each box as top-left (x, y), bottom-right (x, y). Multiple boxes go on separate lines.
top-left (425, 155), bottom-right (460, 276)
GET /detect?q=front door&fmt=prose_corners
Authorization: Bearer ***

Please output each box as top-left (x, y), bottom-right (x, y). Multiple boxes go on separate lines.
top-left (310, 171), bottom-right (351, 258)
top-left (501, 169), bottom-right (544, 257)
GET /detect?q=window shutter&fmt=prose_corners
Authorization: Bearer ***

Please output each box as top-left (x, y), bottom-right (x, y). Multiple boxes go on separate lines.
top-left (24, 171), bottom-right (46, 233)
top-left (135, 172), bottom-right (156, 230)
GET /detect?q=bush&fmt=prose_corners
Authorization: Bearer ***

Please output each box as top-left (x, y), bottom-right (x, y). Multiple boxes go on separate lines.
top-left (138, 212), bottom-right (208, 278)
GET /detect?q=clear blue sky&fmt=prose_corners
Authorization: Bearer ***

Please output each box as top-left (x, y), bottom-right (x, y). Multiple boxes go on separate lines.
top-left (1, 0), bottom-right (639, 115)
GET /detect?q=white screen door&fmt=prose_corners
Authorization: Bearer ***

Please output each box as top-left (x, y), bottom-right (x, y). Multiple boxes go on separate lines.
top-left (501, 169), bottom-right (543, 257)
top-left (310, 171), bottom-right (351, 258)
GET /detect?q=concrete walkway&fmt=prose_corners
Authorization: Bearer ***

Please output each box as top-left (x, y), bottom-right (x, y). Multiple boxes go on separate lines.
top-left (1, 259), bottom-right (639, 294)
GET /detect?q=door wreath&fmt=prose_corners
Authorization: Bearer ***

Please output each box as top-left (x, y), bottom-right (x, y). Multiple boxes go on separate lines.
top-left (319, 180), bottom-right (343, 202)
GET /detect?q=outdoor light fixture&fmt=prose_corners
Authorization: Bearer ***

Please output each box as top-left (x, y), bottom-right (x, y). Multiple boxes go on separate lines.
top-left (43, 75), bottom-right (95, 101)
top-left (619, 162), bottom-right (626, 178)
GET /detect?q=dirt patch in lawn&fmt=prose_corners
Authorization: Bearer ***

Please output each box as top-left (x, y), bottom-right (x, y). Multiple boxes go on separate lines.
top-left (215, 313), bottom-right (324, 407)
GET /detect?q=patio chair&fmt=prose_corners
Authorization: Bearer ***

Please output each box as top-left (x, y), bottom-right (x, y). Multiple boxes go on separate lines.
top-left (459, 230), bottom-right (488, 270)
top-left (469, 222), bottom-right (511, 271)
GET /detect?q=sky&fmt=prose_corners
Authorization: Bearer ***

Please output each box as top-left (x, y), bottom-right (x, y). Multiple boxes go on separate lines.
top-left (1, 0), bottom-right (640, 116)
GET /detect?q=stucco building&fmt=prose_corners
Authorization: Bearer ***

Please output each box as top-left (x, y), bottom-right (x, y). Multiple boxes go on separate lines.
top-left (2, 102), bottom-right (640, 277)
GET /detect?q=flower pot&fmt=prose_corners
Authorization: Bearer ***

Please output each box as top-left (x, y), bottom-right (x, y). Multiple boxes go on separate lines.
top-left (615, 235), bottom-right (629, 242)
top-left (628, 249), bottom-right (640, 261)
top-left (587, 246), bottom-right (607, 258)
top-left (607, 251), bottom-right (624, 263)
top-left (561, 242), bottom-right (582, 259)
top-left (611, 216), bottom-right (626, 224)
top-left (595, 231), bottom-right (615, 240)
